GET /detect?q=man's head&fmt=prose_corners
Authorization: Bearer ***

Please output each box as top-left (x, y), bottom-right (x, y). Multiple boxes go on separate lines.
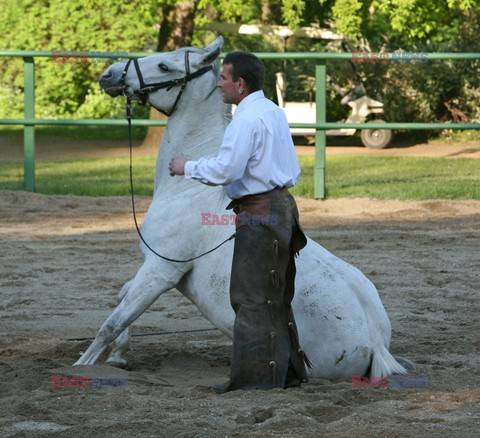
top-left (217, 51), bottom-right (265, 105)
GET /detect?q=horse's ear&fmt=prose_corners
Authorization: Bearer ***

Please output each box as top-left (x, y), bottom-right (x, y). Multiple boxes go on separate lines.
top-left (205, 36), bottom-right (224, 52)
top-left (199, 36), bottom-right (223, 66)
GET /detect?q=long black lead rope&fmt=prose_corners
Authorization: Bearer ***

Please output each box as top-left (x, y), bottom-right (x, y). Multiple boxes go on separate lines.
top-left (126, 100), bottom-right (235, 263)
top-left (65, 327), bottom-right (218, 342)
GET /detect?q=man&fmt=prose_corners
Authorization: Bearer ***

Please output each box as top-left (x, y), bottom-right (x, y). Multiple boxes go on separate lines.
top-left (169, 51), bottom-right (310, 393)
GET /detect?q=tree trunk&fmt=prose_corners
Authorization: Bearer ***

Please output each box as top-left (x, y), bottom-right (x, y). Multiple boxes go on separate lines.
top-left (261, 1), bottom-right (282, 24)
top-left (141, 1), bottom-right (197, 149)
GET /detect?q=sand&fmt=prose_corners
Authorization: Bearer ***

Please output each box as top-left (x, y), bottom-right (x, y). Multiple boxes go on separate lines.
top-left (1, 188), bottom-right (479, 437)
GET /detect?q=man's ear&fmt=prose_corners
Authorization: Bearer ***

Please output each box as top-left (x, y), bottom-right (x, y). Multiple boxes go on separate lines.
top-left (238, 77), bottom-right (247, 92)
top-left (200, 36), bottom-right (223, 66)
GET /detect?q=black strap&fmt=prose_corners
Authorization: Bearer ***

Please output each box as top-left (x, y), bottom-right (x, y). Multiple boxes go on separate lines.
top-left (136, 64), bottom-right (213, 93)
top-left (128, 52), bottom-right (213, 116)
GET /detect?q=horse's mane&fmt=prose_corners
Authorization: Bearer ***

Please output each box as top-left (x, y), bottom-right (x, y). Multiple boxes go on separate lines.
top-left (176, 46), bottom-right (229, 122)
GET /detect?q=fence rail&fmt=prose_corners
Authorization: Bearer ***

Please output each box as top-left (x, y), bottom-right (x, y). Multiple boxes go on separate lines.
top-left (1, 51), bottom-right (479, 197)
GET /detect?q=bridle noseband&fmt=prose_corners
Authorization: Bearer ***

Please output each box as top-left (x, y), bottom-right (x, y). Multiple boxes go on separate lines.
top-left (120, 50), bottom-right (213, 116)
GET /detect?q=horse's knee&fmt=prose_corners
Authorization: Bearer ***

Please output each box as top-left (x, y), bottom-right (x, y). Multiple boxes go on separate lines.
top-left (98, 319), bottom-right (124, 342)
top-left (98, 324), bottom-right (114, 341)
top-left (117, 279), bottom-right (133, 304)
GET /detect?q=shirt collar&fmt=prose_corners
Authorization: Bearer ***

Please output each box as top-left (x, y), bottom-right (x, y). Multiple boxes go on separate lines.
top-left (234, 90), bottom-right (264, 117)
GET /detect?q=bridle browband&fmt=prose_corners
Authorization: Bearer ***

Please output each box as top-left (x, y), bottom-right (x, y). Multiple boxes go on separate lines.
top-left (119, 50), bottom-right (236, 263)
top-left (120, 50), bottom-right (213, 116)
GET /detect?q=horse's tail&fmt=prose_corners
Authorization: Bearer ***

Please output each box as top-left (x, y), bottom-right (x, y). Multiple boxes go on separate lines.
top-left (370, 346), bottom-right (408, 378)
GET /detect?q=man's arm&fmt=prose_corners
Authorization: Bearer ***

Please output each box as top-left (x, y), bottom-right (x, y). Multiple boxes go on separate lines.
top-left (170, 118), bottom-right (256, 186)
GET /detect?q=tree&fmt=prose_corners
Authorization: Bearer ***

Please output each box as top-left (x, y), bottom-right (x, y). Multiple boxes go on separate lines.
top-left (0, 0), bottom-right (160, 119)
top-left (1, 0), bottom-right (478, 133)
top-left (141, 1), bottom-right (197, 149)
top-left (142, 0), bottom-right (319, 148)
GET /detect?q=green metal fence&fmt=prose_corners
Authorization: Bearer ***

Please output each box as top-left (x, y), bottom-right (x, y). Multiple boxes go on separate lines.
top-left (1, 51), bottom-right (479, 197)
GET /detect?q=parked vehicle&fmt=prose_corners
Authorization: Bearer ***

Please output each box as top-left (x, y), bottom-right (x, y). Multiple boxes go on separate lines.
top-left (275, 71), bottom-right (393, 149)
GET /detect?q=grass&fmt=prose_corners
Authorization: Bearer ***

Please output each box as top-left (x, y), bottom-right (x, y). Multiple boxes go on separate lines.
top-left (0, 156), bottom-right (154, 197)
top-left (1, 154), bottom-right (479, 199)
top-left (292, 155), bottom-right (480, 199)
top-left (434, 129), bottom-right (480, 144)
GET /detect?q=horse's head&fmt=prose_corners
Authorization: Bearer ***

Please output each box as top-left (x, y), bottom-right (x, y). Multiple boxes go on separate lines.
top-left (99, 36), bottom-right (224, 115)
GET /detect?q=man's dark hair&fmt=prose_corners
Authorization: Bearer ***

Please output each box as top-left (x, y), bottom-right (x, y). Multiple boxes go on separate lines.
top-left (223, 51), bottom-right (265, 92)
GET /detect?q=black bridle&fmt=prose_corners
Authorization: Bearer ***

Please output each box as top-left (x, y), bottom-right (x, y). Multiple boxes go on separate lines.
top-left (120, 50), bottom-right (213, 116)
top-left (119, 50), bottom-right (236, 263)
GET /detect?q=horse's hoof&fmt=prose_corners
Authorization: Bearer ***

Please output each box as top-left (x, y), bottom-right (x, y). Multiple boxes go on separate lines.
top-left (106, 359), bottom-right (128, 369)
top-left (211, 381), bottom-right (234, 394)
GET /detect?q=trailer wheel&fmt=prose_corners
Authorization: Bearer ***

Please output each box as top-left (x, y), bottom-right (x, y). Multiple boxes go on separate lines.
top-left (361, 120), bottom-right (393, 149)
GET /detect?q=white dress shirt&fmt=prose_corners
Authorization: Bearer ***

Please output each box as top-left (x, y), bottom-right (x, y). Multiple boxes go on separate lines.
top-left (184, 90), bottom-right (300, 200)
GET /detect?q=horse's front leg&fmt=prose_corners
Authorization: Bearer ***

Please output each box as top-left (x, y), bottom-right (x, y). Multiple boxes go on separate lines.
top-left (105, 279), bottom-right (134, 368)
top-left (74, 261), bottom-right (189, 366)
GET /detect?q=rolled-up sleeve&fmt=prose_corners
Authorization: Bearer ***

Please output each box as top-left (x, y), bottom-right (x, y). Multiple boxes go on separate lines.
top-left (184, 118), bottom-right (256, 186)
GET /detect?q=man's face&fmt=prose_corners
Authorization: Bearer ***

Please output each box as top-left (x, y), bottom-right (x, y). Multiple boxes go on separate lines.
top-left (217, 63), bottom-right (241, 105)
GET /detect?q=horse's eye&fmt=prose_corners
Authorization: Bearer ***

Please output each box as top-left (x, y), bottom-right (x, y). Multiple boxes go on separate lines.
top-left (158, 63), bottom-right (169, 72)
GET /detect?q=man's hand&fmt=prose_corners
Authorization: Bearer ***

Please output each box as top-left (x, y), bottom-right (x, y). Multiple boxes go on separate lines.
top-left (169, 156), bottom-right (187, 176)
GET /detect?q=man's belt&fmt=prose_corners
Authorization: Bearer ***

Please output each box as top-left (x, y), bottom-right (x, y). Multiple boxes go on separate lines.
top-left (226, 187), bottom-right (288, 212)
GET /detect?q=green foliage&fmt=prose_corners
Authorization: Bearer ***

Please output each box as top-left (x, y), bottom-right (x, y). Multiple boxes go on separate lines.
top-left (280, 0), bottom-right (306, 29)
top-left (0, 0), bottom-right (158, 119)
top-left (1, 0), bottom-right (479, 130)
top-left (372, 0), bottom-right (478, 42)
top-left (332, 0), bottom-right (363, 39)
top-left (196, 0), bottom-right (259, 24)
top-left (196, 0), bottom-right (310, 29)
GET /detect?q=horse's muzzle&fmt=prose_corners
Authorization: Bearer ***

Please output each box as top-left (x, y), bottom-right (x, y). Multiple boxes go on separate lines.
top-left (102, 86), bottom-right (124, 97)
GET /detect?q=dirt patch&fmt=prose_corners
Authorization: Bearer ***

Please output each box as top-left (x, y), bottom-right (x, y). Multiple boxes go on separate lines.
top-left (296, 141), bottom-right (480, 159)
top-left (1, 191), bottom-right (479, 437)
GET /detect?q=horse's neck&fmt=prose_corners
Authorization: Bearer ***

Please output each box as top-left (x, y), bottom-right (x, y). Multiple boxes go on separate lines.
top-left (154, 94), bottom-right (230, 194)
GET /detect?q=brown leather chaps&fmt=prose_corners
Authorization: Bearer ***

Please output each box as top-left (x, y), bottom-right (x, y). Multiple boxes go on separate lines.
top-left (225, 188), bottom-right (309, 390)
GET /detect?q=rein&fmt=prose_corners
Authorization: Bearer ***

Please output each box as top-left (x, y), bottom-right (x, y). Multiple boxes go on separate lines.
top-left (122, 52), bottom-right (236, 263)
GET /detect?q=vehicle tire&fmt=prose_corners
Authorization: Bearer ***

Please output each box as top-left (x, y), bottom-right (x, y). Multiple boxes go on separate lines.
top-left (361, 119), bottom-right (393, 149)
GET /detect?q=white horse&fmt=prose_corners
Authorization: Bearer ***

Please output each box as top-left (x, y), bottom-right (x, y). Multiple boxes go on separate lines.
top-left (74, 36), bottom-right (407, 380)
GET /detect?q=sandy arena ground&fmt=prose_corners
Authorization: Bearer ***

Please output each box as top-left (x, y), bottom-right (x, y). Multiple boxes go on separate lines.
top-left (0, 141), bottom-right (480, 437)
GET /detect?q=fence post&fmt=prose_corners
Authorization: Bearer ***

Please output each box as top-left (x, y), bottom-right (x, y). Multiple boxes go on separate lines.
top-left (23, 57), bottom-right (35, 192)
top-left (314, 60), bottom-right (326, 199)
